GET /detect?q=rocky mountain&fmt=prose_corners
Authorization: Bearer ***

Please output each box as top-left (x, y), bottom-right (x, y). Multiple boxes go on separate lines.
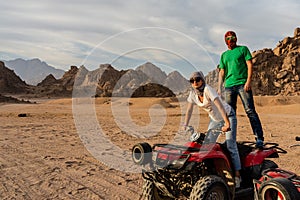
top-left (26, 62), bottom-right (180, 98)
top-left (164, 71), bottom-right (190, 95)
top-left (205, 68), bottom-right (219, 90)
top-left (4, 58), bottom-right (65, 85)
top-left (136, 62), bottom-right (190, 94)
top-left (37, 74), bottom-right (57, 87)
top-left (35, 66), bottom-right (79, 97)
top-left (136, 62), bottom-right (167, 84)
top-left (73, 63), bottom-right (180, 98)
top-left (206, 27), bottom-right (300, 96)
top-left (0, 61), bottom-right (30, 94)
top-left (251, 27), bottom-right (300, 96)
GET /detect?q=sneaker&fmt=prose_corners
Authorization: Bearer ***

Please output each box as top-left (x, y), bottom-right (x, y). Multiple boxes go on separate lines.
top-left (235, 177), bottom-right (241, 188)
top-left (255, 139), bottom-right (264, 149)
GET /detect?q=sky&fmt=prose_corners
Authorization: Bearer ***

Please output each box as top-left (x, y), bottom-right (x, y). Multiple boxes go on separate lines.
top-left (1, 0), bottom-right (299, 78)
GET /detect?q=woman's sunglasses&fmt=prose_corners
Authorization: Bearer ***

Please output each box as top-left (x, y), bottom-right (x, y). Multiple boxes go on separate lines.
top-left (189, 77), bottom-right (202, 83)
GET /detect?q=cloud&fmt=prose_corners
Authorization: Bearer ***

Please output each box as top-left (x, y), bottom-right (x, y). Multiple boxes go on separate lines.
top-left (0, 0), bottom-right (299, 77)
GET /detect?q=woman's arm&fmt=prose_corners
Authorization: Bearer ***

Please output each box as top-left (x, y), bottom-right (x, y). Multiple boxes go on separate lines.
top-left (214, 97), bottom-right (230, 132)
top-left (183, 102), bottom-right (194, 128)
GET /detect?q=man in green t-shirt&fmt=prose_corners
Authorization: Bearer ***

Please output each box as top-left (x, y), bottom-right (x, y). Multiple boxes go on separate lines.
top-left (218, 31), bottom-right (264, 149)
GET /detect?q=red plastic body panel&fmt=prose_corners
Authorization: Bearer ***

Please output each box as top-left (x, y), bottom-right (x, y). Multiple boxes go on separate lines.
top-left (243, 148), bottom-right (277, 167)
top-left (184, 141), bottom-right (201, 149)
top-left (155, 142), bottom-right (231, 168)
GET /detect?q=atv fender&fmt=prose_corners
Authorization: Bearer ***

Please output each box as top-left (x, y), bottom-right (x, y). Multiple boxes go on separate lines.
top-left (243, 149), bottom-right (278, 167)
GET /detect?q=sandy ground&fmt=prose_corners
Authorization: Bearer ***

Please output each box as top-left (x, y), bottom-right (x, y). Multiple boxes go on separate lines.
top-left (0, 96), bottom-right (299, 199)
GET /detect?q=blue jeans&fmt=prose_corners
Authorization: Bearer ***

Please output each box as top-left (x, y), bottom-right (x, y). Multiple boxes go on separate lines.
top-left (207, 109), bottom-right (241, 171)
top-left (225, 84), bottom-right (264, 140)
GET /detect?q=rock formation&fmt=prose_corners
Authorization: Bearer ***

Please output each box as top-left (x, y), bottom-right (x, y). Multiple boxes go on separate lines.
top-left (131, 83), bottom-right (175, 98)
top-left (34, 66), bottom-right (79, 97)
top-left (164, 71), bottom-right (190, 95)
top-left (0, 61), bottom-right (30, 94)
top-left (251, 27), bottom-right (300, 96)
top-left (136, 62), bottom-right (167, 84)
top-left (37, 74), bottom-right (57, 87)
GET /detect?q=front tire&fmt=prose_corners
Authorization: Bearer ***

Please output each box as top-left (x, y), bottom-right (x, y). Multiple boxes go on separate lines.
top-left (259, 178), bottom-right (300, 200)
top-left (142, 179), bottom-right (173, 200)
top-left (189, 175), bottom-right (230, 200)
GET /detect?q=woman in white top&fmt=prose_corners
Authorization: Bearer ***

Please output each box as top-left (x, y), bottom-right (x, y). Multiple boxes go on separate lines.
top-left (183, 71), bottom-right (241, 188)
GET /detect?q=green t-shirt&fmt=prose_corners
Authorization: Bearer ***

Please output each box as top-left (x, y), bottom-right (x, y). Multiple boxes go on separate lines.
top-left (219, 45), bottom-right (252, 88)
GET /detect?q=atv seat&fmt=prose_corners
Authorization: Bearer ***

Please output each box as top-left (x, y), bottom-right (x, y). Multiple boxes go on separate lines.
top-left (219, 141), bottom-right (254, 162)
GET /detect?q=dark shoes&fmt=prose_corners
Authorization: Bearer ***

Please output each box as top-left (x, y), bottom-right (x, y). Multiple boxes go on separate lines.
top-left (255, 139), bottom-right (264, 149)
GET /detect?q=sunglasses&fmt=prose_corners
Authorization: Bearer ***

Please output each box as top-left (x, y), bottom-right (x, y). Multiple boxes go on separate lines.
top-left (189, 77), bottom-right (202, 83)
top-left (225, 36), bottom-right (236, 41)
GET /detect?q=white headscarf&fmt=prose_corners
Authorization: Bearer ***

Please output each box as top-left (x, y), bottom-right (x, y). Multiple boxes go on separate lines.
top-left (190, 71), bottom-right (206, 96)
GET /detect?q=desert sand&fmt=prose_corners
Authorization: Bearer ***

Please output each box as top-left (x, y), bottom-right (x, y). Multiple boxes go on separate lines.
top-left (0, 96), bottom-right (300, 199)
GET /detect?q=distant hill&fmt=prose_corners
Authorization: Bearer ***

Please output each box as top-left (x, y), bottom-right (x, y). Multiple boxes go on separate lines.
top-left (136, 62), bottom-right (167, 83)
top-left (164, 71), bottom-right (190, 95)
top-left (136, 62), bottom-right (190, 94)
top-left (4, 58), bottom-right (65, 85)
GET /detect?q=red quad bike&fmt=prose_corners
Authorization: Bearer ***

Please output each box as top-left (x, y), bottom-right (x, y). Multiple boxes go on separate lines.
top-left (132, 128), bottom-right (300, 200)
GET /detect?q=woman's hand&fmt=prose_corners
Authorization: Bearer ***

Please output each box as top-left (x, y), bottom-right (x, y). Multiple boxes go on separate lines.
top-left (221, 123), bottom-right (231, 132)
top-left (181, 125), bottom-right (188, 131)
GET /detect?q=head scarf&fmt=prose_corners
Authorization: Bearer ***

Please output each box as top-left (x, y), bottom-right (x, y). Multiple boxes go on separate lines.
top-left (190, 71), bottom-right (205, 96)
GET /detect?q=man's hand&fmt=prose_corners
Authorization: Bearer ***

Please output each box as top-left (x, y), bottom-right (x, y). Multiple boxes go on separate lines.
top-left (244, 81), bottom-right (251, 91)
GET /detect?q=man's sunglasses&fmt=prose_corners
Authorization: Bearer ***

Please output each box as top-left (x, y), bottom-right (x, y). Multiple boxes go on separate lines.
top-left (189, 77), bottom-right (202, 83)
top-left (225, 36), bottom-right (236, 41)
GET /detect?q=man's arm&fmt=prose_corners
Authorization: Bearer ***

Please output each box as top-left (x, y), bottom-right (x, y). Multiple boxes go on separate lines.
top-left (245, 59), bottom-right (253, 91)
top-left (218, 68), bottom-right (225, 95)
